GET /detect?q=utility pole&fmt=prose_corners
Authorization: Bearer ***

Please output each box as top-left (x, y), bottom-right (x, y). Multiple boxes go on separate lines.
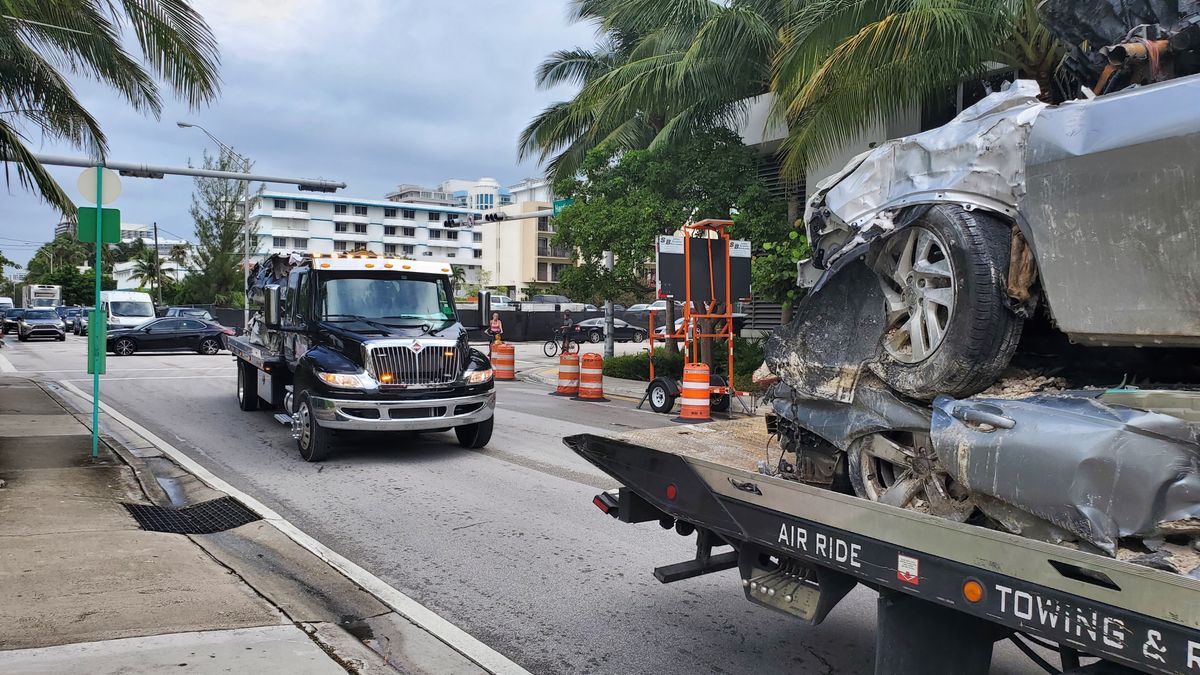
top-left (603, 249), bottom-right (614, 359)
top-left (152, 221), bottom-right (163, 307)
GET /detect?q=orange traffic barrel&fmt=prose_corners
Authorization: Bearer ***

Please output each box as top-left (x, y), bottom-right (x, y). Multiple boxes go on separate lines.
top-left (492, 343), bottom-right (515, 381)
top-left (675, 363), bottom-right (711, 423)
top-left (553, 352), bottom-right (580, 396)
top-left (573, 353), bottom-right (609, 402)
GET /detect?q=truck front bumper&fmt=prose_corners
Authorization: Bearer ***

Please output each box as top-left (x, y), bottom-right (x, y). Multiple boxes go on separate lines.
top-left (308, 391), bottom-right (495, 431)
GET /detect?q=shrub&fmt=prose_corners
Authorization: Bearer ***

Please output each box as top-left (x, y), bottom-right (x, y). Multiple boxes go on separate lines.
top-left (602, 348), bottom-right (683, 381)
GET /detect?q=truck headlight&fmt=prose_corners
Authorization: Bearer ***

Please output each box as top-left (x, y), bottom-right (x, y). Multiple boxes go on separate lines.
top-left (316, 370), bottom-right (374, 389)
top-left (465, 368), bottom-right (493, 385)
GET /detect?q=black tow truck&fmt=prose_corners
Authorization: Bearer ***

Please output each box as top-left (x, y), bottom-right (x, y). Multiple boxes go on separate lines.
top-left (226, 253), bottom-right (495, 461)
top-left (567, 417), bottom-right (1200, 675)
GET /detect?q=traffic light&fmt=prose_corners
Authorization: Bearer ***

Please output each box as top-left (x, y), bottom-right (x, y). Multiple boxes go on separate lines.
top-left (443, 218), bottom-right (460, 228)
top-left (484, 212), bottom-right (507, 222)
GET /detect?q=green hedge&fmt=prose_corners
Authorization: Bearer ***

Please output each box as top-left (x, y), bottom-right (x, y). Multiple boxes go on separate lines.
top-left (602, 336), bottom-right (767, 389)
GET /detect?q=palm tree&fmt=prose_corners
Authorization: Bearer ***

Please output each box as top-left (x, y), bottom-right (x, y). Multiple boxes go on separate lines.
top-left (0, 2), bottom-right (220, 214)
top-left (132, 249), bottom-right (166, 292)
top-left (169, 242), bottom-right (191, 266)
top-left (525, 0), bottom-right (1062, 180)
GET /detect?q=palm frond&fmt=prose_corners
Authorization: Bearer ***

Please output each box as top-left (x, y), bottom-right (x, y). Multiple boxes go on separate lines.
top-left (116, 0), bottom-right (222, 107)
top-left (0, 118), bottom-right (76, 214)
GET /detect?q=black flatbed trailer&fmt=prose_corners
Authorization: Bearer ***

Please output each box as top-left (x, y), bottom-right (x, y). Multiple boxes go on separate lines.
top-left (565, 418), bottom-right (1200, 675)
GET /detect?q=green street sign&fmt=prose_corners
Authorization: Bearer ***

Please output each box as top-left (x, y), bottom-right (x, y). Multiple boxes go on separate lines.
top-left (77, 207), bottom-right (121, 243)
top-left (552, 198), bottom-right (575, 217)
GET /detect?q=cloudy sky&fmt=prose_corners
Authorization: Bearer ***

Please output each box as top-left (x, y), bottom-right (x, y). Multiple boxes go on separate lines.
top-left (0, 0), bottom-right (596, 266)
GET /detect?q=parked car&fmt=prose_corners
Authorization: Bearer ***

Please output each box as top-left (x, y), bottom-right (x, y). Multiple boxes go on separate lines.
top-left (18, 308), bottom-right (65, 342)
top-left (164, 306), bottom-right (215, 321)
top-left (72, 307), bottom-right (93, 335)
top-left (107, 318), bottom-right (233, 356)
top-left (3, 308), bottom-right (25, 334)
top-left (489, 295), bottom-right (515, 310)
top-left (626, 303), bottom-right (649, 313)
top-left (573, 317), bottom-right (647, 343)
top-left (653, 317), bottom-right (685, 339)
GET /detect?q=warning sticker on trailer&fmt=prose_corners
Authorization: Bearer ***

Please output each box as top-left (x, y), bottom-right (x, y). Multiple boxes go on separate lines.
top-left (897, 554), bottom-right (920, 585)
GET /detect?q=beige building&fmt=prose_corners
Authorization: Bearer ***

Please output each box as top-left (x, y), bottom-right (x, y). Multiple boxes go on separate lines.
top-left (478, 201), bottom-right (573, 299)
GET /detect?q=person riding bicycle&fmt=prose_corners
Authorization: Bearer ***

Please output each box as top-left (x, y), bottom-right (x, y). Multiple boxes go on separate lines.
top-left (560, 310), bottom-right (574, 352)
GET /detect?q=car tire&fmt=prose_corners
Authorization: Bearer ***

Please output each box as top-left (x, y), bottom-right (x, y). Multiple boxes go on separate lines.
top-left (57, 334), bottom-right (65, 342)
top-left (113, 337), bottom-right (136, 356)
top-left (647, 379), bottom-right (676, 414)
top-left (198, 337), bottom-right (221, 355)
top-left (588, 330), bottom-right (602, 343)
top-left (237, 362), bottom-right (259, 412)
top-left (871, 205), bottom-right (1022, 400)
top-left (17, 334), bottom-right (26, 342)
top-left (632, 330), bottom-right (646, 343)
top-left (296, 394), bottom-right (332, 462)
top-left (847, 430), bottom-right (975, 522)
top-left (455, 415), bottom-right (494, 449)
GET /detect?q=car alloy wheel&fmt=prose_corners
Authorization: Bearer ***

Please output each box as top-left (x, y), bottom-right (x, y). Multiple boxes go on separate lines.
top-left (848, 430), bottom-right (974, 522)
top-left (589, 330), bottom-right (602, 343)
top-left (878, 225), bottom-right (957, 363)
top-left (114, 338), bottom-right (136, 356)
top-left (199, 338), bottom-right (220, 355)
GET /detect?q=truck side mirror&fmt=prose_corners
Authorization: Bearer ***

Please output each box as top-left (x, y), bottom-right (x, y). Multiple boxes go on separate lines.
top-left (477, 290), bottom-right (491, 328)
top-left (264, 284), bottom-right (282, 328)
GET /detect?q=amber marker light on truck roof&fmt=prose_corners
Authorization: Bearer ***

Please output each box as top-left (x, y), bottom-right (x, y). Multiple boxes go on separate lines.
top-left (962, 579), bottom-right (984, 603)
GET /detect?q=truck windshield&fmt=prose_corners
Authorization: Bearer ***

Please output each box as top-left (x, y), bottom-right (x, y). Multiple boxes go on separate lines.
top-left (318, 274), bottom-right (454, 322)
top-left (110, 301), bottom-right (154, 317)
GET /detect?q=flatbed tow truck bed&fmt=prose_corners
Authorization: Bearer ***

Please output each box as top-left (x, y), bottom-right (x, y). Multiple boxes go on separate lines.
top-left (566, 419), bottom-right (1200, 674)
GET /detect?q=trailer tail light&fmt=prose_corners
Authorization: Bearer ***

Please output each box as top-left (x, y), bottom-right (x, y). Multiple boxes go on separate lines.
top-left (962, 579), bottom-right (984, 603)
top-left (592, 491), bottom-right (619, 518)
top-left (665, 483), bottom-right (678, 501)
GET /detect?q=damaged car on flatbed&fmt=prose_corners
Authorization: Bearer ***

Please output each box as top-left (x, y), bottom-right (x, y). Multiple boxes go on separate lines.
top-left (564, 4), bottom-right (1200, 674)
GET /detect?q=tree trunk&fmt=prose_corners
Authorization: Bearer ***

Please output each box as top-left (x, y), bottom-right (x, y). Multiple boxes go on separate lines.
top-left (663, 301), bottom-right (678, 356)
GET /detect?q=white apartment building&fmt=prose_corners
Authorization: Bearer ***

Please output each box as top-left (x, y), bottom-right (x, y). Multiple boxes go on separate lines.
top-left (249, 191), bottom-right (484, 282)
top-left (112, 259), bottom-right (190, 290)
top-left (508, 177), bottom-right (554, 204)
top-left (385, 177), bottom-right (514, 212)
top-left (119, 223), bottom-right (190, 257)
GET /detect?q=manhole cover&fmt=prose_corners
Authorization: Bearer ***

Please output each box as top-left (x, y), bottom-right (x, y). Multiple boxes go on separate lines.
top-left (123, 496), bottom-right (261, 534)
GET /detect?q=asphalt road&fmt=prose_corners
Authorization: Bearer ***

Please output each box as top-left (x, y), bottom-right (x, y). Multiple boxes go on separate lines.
top-left (1, 335), bottom-right (1041, 674)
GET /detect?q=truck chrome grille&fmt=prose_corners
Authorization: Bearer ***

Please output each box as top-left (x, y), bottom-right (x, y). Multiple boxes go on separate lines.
top-left (366, 341), bottom-right (463, 387)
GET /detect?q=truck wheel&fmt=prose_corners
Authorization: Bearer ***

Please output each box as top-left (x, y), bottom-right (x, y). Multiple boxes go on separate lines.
top-left (847, 431), bottom-right (974, 522)
top-left (872, 206), bottom-right (1022, 399)
top-left (237, 362), bottom-right (259, 412)
top-left (455, 415), bottom-right (493, 449)
top-left (647, 379), bottom-right (676, 414)
top-left (296, 395), bottom-right (333, 462)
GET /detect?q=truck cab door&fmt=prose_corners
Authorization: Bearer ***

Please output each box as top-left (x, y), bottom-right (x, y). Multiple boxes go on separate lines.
top-left (282, 269), bottom-right (310, 365)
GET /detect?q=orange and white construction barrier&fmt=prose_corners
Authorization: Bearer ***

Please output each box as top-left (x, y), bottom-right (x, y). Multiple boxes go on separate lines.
top-left (675, 363), bottom-right (711, 423)
top-left (573, 353), bottom-right (609, 402)
top-left (492, 343), bottom-right (515, 381)
top-left (553, 352), bottom-right (579, 396)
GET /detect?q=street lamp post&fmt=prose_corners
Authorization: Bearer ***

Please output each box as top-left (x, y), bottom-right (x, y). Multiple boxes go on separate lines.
top-left (176, 122), bottom-right (255, 331)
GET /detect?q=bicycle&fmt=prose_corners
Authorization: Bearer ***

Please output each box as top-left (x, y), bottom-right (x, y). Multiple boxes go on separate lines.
top-left (543, 330), bottom-right (581, 358)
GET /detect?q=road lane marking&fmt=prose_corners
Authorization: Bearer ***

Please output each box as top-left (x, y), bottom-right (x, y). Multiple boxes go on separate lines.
top-left (0, 351), bottom-right (16, 373)
top-left (56, 380), bottom-right (529, 675)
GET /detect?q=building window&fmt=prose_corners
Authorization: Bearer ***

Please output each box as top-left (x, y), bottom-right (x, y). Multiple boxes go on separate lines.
top-left (353, 223), bottom-right (367, 234)
top-left (402, 227), bottom-right (415, 237)
top-left (447, 252), bottom-right (456, 258)
top-left (273, 237), bottom-right (287, 248)
top-left (446, 231), bottom-right (458, 241)
top-left (428, 230), bottom-right (442, 239)
top-left (402, 209), bottom-right (415, 219)
top-left (334, 241), bottom-right (348, 252)
top-left (274, 199), bottom-right (287, 209)
top-left (294, 238), bottom-right (308, 249)
top-left (472, 232), bottom-right (482, 243)
top-left (335, 223), bottom-right (349, 233)
top-left (353, 243), bottom-right (367, 252)
top-left (353, 205), bottom-right (368, 216)
top-left (428, 212), bottom-right (440, 221)
top-left (537, 216), bottom-right (550, 232)
top-left (538, 262), bottom-right (548, 281)
top-left (334, 204), bottom-right (348, 214)
top-left (295, 201), bottom-right (308, 211)
top-left (384, 244), bottom-right (397, 255)
top-left (402, 244), bottom-right (415, 255)
top-left (384, 208), bottom-right (397, 218)
top-left (473, 250), bottom-right (482, 259)
top-left (384, 226), bottom-right (397, 236)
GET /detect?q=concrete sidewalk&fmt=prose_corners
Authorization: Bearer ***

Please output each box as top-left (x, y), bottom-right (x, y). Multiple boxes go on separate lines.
top-left (0, 377), bottom-right (488, 675)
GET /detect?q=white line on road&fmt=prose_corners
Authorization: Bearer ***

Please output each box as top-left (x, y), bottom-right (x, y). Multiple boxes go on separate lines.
top-left (0, 350), bottom-right (16, 373)
top-left (57, 380), bottom-right (530, 675)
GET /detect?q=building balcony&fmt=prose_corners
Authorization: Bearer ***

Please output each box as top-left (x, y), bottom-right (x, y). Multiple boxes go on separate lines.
top-left (331, 228), bottom-right (370, 239)
top-left (271, 209), bottom-right (310, 220)
top-left (332, 214), bottom-right (369, 224)
top-left (537, 248), bottom-right (572, 259)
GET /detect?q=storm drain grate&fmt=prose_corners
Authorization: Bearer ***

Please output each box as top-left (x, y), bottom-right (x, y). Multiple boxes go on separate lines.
top-left (123, 497), bottom-right (261, 534)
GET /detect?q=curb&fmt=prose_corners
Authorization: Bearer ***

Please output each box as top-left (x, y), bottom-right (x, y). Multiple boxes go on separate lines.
top-left (519, 366), bottom-right (646, 403)
top-left (49, 380), bottom-right (529, 675)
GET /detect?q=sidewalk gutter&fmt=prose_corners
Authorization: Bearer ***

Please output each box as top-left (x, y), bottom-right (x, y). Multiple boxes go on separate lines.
top-left (54, 380), bottom-right (529, 675)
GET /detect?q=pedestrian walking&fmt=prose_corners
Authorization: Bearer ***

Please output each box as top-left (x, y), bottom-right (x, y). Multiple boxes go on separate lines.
top-left (488, 312), bottom-right (504, 345)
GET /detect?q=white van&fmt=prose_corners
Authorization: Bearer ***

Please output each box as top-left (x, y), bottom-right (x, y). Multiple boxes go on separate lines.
top-left (100, 290), bottom-right (155, 329)
top-left (0, 297), bottom-right (13, 310)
